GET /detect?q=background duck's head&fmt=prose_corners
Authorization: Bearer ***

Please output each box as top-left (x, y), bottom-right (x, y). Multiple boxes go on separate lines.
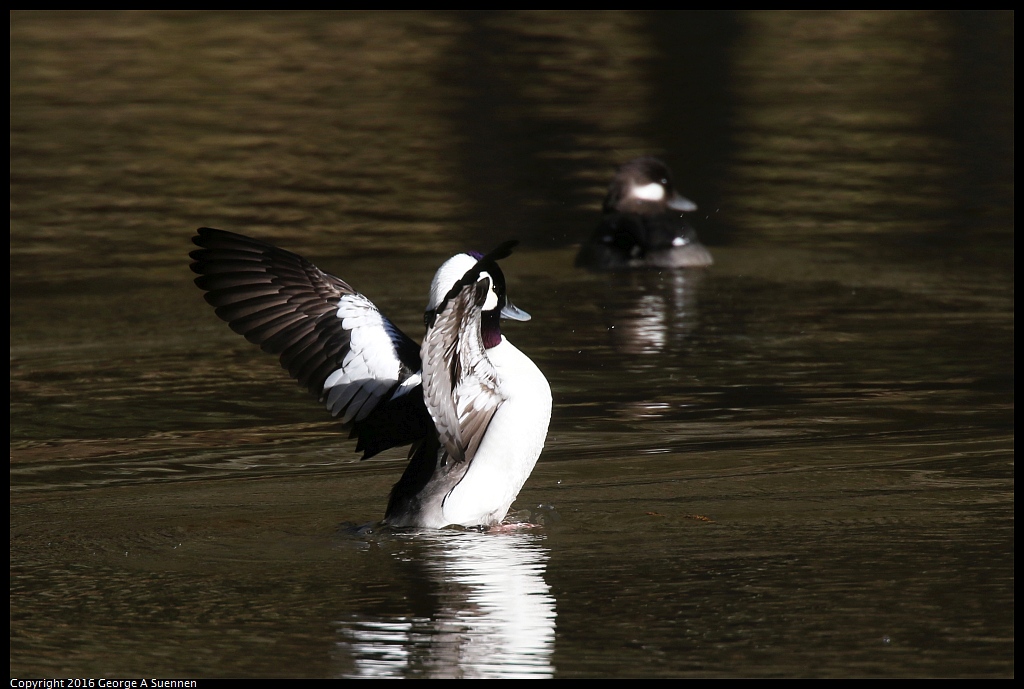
top-left (602, 156), bottom-right (698, 215)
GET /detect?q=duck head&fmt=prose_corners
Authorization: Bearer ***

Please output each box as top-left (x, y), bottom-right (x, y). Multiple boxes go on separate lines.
top-left (424, 242), bottom-right (529, 349)
top-left (602, 156), bottom-right (697, 215)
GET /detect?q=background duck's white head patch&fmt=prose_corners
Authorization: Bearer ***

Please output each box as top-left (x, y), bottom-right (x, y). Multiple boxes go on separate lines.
top-left (629, 181), bottom-right (666, 202)
top-left (426, 253), bottom-right (498, 313)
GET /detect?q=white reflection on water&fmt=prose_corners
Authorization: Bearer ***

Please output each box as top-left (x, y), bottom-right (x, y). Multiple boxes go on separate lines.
top-left (336, 530), bottom-right (555, 678)
top-left (606, 269), bottom-right (704, 356)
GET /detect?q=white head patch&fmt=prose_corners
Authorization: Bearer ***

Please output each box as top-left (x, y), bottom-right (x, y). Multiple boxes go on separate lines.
top-left (427, 253), bottom-right (498, 312)
top-left (630, 181), bottom-right (666, 202)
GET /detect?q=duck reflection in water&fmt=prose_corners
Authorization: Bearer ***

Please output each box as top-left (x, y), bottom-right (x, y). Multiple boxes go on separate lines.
top-left (603, 269), bottom-right (707, 357)
top-left (333, 530), bottom-right (555, 679)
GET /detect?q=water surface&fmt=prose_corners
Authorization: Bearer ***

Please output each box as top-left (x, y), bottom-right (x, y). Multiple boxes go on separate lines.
top-left (10, 11), bottom-right (1013, 678)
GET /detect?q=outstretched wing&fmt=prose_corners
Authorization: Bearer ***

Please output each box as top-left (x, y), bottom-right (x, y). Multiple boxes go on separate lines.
top-left (420, 274), bottom-right (505, 466)
top-left (189, 227), bottom-right (431, 458)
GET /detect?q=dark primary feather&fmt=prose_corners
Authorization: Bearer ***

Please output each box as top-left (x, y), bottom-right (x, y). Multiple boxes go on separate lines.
top-left (189, 227), bottom-right (430, 459)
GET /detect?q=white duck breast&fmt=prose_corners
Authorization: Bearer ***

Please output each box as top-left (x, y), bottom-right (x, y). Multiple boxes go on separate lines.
top-left (190, 228), bottom-right (550, 529)
top-left (437, 335), bottom-right (551, 527)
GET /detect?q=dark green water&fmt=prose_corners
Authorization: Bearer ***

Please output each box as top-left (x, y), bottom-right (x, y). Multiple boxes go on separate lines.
top-left (11, 11), bottom-right (1013, 678)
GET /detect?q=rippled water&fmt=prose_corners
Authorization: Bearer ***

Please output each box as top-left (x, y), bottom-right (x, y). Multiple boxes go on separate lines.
top-left (11, 11), bottom-right (1013, 678)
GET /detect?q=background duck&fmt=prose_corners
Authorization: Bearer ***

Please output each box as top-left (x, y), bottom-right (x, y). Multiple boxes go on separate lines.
top-left (575, 156), bottom-right (713, 270)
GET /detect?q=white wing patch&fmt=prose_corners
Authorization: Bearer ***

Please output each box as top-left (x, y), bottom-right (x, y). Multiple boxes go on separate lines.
top-left (322, 294), bottom-right (406, 423)
top-left (391, 372), bottom-right (422, 400)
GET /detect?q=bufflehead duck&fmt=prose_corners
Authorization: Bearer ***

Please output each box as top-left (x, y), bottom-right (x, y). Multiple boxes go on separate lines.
top-left (575, 156), bottom-right (713, 270)
top-left (189, 228), bottom-right (552, 529)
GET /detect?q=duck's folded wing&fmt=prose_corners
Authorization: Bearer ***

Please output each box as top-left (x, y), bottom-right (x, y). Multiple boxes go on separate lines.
top-left (420, 277), bottom-right (504, 465)
top-left (189, 227), bottom-right (429, 458)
